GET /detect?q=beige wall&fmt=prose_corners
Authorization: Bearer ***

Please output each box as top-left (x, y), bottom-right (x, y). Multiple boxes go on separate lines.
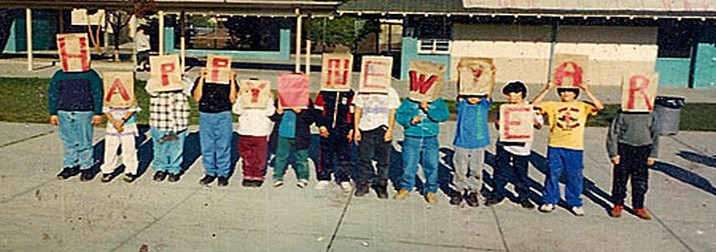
top-left (450, 24), bottom-right (658, 86)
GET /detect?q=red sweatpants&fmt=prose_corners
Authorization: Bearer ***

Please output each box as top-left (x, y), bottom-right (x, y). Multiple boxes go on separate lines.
top-left (239, 135), bottom-right (268, 181)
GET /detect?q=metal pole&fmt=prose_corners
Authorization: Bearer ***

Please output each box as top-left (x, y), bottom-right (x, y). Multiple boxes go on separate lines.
top-left (180, 37), bottom-right (186, 73)
top-left (295, 8), bottom-right (302, 73)
top-left (26, 8), bottom-right (33, 71)
top-left (547, 20), bottom-right (558, 80)
top-left (158, 11), bottom-right (164, 55)
top-left (305, 39), bottom-right (311, 77)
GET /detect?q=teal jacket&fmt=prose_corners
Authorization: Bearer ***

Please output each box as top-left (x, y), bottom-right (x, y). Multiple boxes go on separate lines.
top-left (396, 98), bottom-right (449, 137)
top-left (48, 70), bottom-right (103, 115)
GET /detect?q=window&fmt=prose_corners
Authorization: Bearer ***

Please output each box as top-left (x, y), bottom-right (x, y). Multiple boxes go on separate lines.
top-left (182, 16), bottom-right (280, 51)
top-left (657, 24), bottom-right (694, 58)
top-left (418, 39), bottom-right (451, 54)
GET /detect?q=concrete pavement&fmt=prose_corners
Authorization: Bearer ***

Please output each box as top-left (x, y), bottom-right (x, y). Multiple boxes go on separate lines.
top-left (0, 120), bottom-right (714, 251)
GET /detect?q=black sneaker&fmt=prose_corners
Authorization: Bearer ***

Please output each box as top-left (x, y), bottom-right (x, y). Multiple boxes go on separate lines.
top-left (375, 186), bottom-right (389, 199)
top-left (449, 191), bottom-right (464, 206)
top-left (123, 173), bottom-right (137, 183)
top-left (354, 186), bottom-right (369, 197)
top-left (484, 196), bottom-right (504, 207)
top-left (253, 180), bottom-right (264, 188)
top-left (520, 199), bottom-right (535, 209)
top-left (241, 180), bottom-right (251, 187)
top-left (167, 173), bottom-right (181, 182)
top-left (80, 169), bottom-right (94, 182)
top-left (465, 192), bottom-right (480, 207)
top-left (217, 176), bottom-right (229, 187)
top-left (101, 173), bottom-right (114, 183)
top-left (153, 171), bottom-right (168, 182)
top-left (199, 175), bottom-right (217, 186)
top-left (57, 166), bottom-right (80, 180)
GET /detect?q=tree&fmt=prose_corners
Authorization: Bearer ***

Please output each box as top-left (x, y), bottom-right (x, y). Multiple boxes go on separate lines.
top-left (106, 0), bottom-right (156, 60)
top-left (308, 16), bottom-right (379, 52)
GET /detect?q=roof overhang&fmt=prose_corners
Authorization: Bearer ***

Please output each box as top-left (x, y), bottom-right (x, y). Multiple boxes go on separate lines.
top-left (0, 0), bottom-right (341, 17)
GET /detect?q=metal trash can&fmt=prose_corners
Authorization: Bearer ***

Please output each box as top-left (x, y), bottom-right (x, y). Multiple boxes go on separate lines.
top-left (654, 96), bottom-right (686, 135)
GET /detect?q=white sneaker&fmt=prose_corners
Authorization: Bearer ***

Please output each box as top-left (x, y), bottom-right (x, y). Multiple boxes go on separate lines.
top-left (340, 181), bottom-right (353, 193)
top-left (539, 203), bottom-right (555, 213)
top-left (296, 179), bottom-right (309, 189)
top-left (273, 179), bottom-right (284, 187)
top-left (571, 206), bottom-right (585, 216)
top-left (314, 180), bottom-right (331, 190)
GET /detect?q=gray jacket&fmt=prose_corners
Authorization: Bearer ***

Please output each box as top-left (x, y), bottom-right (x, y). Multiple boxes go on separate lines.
top-left (606, 110), bottom-right (660, 159)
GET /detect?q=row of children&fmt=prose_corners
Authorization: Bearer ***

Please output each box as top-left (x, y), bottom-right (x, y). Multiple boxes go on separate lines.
top-left (49, 33), bottom-right (658, 218)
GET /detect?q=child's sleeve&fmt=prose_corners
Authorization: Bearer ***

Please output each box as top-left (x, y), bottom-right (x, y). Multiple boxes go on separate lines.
top-left (605, 112), bottom-right (622, 159)
top-left (90, 70), bottom-right (104, 115)
top-left (269, 99), bottom-right (282, 122)
top-left (265, 99), bottom-right (276, 117)
top-left (232, 99), bottom-right (242, 115)
top-left (650, 114), bottom-right (660, 159)
top-left (48, 72), bottom-right (60, 115)
top-left (395, 99), bottom-right (416, 128)
top-left (426, 99), bottom-right (449, 123)
top-left (313, 92), bottom-right (327, 128)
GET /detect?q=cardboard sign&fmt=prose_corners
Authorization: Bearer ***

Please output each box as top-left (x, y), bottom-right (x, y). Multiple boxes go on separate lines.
top-left (239, 79), bottom-right (271, 109)
top-left (56, 33), bottom-right (91, 72)
top-left (408, 60), bottom-right (446, 102)
top-left (278, 73), bottom-right (310, 109)
top-left (621, 72), bottom-right (659, 112)
top-left (499, 104), bottom-right (534, 143)
top-left (553, 54), bottom-right (588, 88)
top-left (457, 57), bottom-right (495, 96)
top-left (149, 55), bottom-right (183, 92)
top-left (358, 56), bottom-right (393, 94)
top-left (205, 55), bottom-right (232, 84)
top-left (103, 71), bottom-right (136, 108)
top-left (320, 53), bottom-right (353, 91)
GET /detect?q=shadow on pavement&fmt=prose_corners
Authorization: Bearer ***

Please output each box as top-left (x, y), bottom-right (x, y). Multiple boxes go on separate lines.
top-left (676, 151), bottom-right (716, 169)
top-left (528, 151), bottom-right (613, 214)
top-left (651, 160), bottom-right (716, 196)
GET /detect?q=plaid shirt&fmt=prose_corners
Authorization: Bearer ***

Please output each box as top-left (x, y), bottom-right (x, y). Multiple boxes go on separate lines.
top-left (150, 91), bottom-right (190, 132)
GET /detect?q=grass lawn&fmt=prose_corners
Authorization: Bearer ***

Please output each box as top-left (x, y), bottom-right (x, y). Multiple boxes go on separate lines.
top-left (2, 76), bottom-right (715, 132)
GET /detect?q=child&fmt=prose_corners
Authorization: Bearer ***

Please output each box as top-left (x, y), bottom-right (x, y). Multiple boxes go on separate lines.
top-left (193, 70), bottom-right (238, 187)
top-left (270, 99), bottom-right (316, 188)
top-left (99, 103), bottom-right (141, 183)
top-left (134, 26), bottom-right (151, 71)
top-left (49, 69), bottom-right (104, 181)
top-left (485, 81), bottom-right (543, 208)
top-left (449, 94), bottom-right (491, 207)
top-left (147, 76), bottom-right (192, 183)
top-left (533, 81), bottom-right (604, 216)
top-left (606, 109), bottom-right (659, 219)
top-left (352, 87), bottom-right (401, 198)
top-left (233, 87), bottom-right (275, 187)
top-left (394, 97), bottom-right (449, 203)
top-left (314, 90), bottom-right (355, 192)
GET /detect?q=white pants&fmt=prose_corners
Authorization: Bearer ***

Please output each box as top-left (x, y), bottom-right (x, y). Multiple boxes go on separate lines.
top-left (100, 134), bottom-right (138, 175)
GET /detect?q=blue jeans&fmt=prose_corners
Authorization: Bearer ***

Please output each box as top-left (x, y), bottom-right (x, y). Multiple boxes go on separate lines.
top-left (58, 111), bottom-right (94, 169)
top-left (400, 136), bottom-right (439, 193)
top-left (542, 147), bottom-right (584, 207)
top-left (150, 128), bottom-right (186, 175)
top-left (199, 111), bottom-right (233, 177)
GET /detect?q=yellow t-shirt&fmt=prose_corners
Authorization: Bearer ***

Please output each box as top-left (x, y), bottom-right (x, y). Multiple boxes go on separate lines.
top-left (536, 101), bottom-right (597, 150)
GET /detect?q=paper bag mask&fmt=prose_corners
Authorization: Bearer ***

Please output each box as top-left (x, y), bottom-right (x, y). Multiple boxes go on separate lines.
top-left (553, 54), bottom-right (588, 88)
top-left (498, 104), bottom-right (534, 143)
top-left (320, 53), bottom-right (353, 91)
top-left (408, 60), bottom-right (446, 102)
top-left (358, 56), bottom-right (393, 94)
top-left (457, 57), bottom-right (495, 96)
top-left (205, 55), bottom-right (232, 84)
top-left (103, 72), bottom-right (136, 108)
top-left (240, 79), bottom-right (271, 109)
top-left (56, 33), bottom-right (91, 72)
top-left (621, 72), bottom-right (659, 112)
top-left (278, 73), bottom-right (309, 109)
top-left (149, 55), bottom-right (183, 92)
